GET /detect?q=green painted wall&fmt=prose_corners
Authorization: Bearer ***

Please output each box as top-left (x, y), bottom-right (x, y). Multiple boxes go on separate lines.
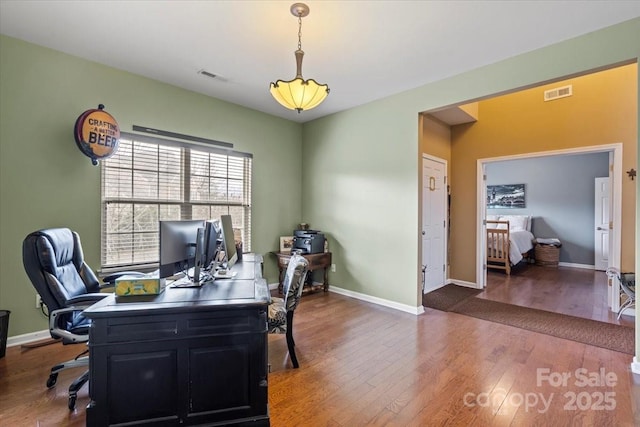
top-left (2, 18), bottom-right (640, 355)
top-left (0, 35), bottom-right (302, 337)
top-left (300, 19), bottom-right (640, 314)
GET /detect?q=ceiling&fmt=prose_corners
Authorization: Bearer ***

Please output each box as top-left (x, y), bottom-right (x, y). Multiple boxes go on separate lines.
top-left (1, 1), bottom-right (639, 123)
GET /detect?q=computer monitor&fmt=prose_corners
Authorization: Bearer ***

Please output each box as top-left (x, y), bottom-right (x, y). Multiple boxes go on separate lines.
top-left (220, 214), bottom-right (238, 269)
top-left (203, 219), bottom-right (221, 271)
top-left (159, 219), bottom-right (206, 279)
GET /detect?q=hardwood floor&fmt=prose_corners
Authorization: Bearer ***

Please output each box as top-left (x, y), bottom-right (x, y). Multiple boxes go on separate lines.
top-left (484, 263), bottom-right (634, 328)
top-left (1, 287), bottom-right (638, 426)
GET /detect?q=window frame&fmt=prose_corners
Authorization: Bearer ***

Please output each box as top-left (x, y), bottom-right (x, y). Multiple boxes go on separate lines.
top-left (100, 131), bottom-right (252, 273)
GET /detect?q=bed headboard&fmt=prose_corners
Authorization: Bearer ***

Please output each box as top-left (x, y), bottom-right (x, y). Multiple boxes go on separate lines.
top-left (487, 214), bottom-right (532, 232)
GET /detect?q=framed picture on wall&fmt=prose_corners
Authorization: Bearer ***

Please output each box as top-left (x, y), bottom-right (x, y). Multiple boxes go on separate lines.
top-left (279, 236), bottom-right (294, 253)
top-left (487, 184), bottom-right (526, 208)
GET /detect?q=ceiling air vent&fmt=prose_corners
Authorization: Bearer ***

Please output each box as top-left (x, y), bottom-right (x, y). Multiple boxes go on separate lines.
top-left (197, 69), bottom-right (218, 79)
top-left (544, 84), bottom-right (572, 102)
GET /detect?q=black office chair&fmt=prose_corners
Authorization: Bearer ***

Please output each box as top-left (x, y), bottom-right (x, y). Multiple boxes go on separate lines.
top-left (268, 252), bottom-right (309, 368)
top-left (22, 228), bottom-right (136, 410)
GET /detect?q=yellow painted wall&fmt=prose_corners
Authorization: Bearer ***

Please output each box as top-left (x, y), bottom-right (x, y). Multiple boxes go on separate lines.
top-left (448, 63), bottom-right (637, 282)
top-left (420, 115), bottom-right (452, 162)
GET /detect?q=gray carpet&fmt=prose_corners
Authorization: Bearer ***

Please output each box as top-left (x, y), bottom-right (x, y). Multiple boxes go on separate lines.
top-left (424, 285), bottom-right (635, 355)
top-left (423, 284), bottom-right (482, 311)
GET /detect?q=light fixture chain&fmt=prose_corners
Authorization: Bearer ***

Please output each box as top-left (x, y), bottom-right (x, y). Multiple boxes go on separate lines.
top-left (297, 15), bottom-right (302, 50)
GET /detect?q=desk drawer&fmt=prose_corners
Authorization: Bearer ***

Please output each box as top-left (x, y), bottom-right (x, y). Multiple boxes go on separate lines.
top-left (277, 255), bottom-right (292, 267)
top-left (277, 252), bottom-right (331, 269)
top-left (93, 308), bottom-right (266, 344)
top-left (308, 252), bottom-right (331, 269)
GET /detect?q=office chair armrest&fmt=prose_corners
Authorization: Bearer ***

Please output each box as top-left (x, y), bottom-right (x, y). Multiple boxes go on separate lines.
top-left (49, 303), bottom-right (103, 344)
top-left (66, 293), bottom-right (109, 306)
top-left (102, 271), bottom-right (147, 286)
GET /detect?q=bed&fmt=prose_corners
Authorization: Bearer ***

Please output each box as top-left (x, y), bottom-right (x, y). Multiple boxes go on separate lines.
top-left (486, 215), bottom-right (535, 275)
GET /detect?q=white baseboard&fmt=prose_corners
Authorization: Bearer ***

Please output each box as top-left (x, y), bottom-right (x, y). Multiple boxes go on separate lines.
top-left (268, 282), bottom-right (279, 291)
top-left (329, 286), bottom-right (425, 315)
top-left (632, 357), bottom-right (640, 375)
top-left (557, 262), bottom-right (594, 270)
top-left (7, 329), bottom-right (51, 347)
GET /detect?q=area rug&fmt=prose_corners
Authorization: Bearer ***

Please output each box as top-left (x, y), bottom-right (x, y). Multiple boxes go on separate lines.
top-left (452, 297), bottom-right (635, 355)
top-left (423, 284), bottom-right (482, 312)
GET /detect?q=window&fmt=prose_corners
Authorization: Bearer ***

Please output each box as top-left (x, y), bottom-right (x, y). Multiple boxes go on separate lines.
top-left (101, 132), bottom-right (252, 271)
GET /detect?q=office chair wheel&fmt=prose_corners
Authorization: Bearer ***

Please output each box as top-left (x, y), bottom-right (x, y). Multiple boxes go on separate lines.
top-left (46, 373), bottom-right (58, 388)
top-left (68, 394), bottom-right (77, 411)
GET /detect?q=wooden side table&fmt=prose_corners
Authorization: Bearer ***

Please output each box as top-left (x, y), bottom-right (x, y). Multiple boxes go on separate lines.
top-left (274, 251), bottom-right (332, 293)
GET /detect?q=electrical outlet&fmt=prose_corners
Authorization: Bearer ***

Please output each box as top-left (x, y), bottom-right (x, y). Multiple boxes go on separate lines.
top-left (35, 294), bottom-right (42, 309)
top-left (331, 263), bottom-right (336, 273)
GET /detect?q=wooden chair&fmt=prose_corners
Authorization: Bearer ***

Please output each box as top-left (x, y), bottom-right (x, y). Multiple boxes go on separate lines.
top-left (267, 252), bottom-right (309, 368)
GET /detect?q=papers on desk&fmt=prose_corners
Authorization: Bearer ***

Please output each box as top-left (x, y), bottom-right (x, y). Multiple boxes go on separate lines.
top-left (170, 277), bottom-right (202, 288)
top-left (214, 270), bottom-right (237, 279)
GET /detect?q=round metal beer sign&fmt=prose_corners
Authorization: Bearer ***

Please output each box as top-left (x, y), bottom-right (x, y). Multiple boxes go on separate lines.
top-left (74, 104), bottom-right (120, 165)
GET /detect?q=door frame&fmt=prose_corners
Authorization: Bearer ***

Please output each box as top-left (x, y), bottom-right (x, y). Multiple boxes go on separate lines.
top-left (476, 143), bottom-right (623, 303)
top-left (421, 154), bottom-right (448, 293)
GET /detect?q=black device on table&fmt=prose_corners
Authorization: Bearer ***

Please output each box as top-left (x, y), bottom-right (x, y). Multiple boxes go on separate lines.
top-left (292, 229), bottom-right (325, 254)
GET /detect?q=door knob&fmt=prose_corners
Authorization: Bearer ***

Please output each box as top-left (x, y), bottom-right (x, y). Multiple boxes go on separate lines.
top-left (422, 231), bottom-right (425, 235)
top-left (597, 227), bottom-right (606, 231)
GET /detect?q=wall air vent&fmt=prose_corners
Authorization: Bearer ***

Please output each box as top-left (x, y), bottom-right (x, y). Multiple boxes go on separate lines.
top-left (544, 84), bottom-right (573, 102)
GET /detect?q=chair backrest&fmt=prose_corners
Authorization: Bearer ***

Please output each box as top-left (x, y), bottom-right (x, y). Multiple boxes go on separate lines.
top-left (281, 253), bottom-right (309, 312)
top-left (23, 228), bottom-right (100, 312)
top-left (619, 273), bottom-right (635, 298)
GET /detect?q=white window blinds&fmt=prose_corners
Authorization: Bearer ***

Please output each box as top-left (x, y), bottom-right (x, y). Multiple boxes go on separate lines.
top-left (101, 132), bottom-right (252, 270)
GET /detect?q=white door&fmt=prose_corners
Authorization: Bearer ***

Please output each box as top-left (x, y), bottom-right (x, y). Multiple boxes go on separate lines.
top-left (422, 156), bottom-right (447, 293)
top-left (594, 177), bottom-right (609, 271)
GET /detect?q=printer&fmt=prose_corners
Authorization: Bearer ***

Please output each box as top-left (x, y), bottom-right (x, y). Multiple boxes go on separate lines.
top-left (292, 230), bottom-right (325, 254)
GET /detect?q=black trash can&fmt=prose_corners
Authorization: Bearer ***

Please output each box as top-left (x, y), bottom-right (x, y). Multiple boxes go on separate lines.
top-left (0, 310), bottom-right (9, 358)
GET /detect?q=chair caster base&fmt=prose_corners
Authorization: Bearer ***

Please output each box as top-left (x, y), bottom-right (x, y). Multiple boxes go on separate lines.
top-left (47, 373), bottom-right (58, 388)
top-left (68, 394), bottom-right (76, 411)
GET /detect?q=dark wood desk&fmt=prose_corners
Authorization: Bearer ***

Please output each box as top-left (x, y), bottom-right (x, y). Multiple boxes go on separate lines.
top-left (84, 254), bottom-right (270, 427)
top-left (274, 251), bottom-right (332, 293)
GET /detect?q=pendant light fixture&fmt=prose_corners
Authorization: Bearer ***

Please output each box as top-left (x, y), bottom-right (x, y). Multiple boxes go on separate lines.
top-left (270, 3), bottom-right (329, 113)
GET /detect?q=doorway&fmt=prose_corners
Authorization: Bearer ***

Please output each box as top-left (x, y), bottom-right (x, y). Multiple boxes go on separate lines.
top-left (476, 144), bottom-right (623, 313)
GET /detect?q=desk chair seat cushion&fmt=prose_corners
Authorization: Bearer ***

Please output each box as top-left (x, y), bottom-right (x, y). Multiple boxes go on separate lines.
top-left (66, 314), bottom-right (90, 335)
top-left (267, 297), bottom-right (287, 333)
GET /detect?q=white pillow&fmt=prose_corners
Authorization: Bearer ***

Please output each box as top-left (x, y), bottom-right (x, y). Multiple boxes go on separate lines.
top-left (500, 215), bottom-right (528, 231)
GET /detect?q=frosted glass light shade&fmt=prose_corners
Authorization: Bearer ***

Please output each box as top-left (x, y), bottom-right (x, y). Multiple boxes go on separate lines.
top-left (270, 77), bottom-right (329, 113)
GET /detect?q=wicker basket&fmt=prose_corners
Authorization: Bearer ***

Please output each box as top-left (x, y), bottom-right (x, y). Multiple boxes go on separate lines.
top-left (535, 244), bottom-right (560, 267)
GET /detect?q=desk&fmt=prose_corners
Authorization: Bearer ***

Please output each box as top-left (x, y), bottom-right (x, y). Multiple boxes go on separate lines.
top-left (84, 254), bottom-right (270, 427)
top-left (274, 251), bottom-right (332, 293)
